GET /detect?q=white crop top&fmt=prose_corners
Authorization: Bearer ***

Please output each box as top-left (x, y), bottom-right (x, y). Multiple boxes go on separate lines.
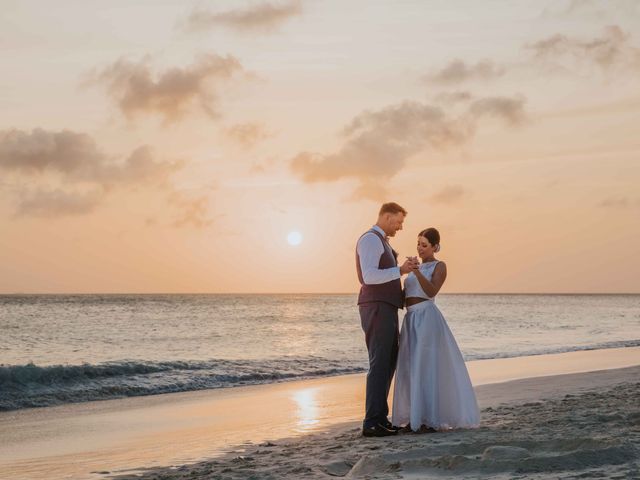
top-left (404, 260), bottom-right (440, 300)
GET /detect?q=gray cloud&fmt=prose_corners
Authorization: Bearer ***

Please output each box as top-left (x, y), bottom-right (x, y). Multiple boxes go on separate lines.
top-left (0, 128), bottom-right (104, 175)
top-left (527, 25), bottom-right (640, 72)
top-left (424, 59), bottom-right (505, 85)
top-left (0, 128), bottom-right (195, 219)
top-left (184, 1), bottom-right (302, 33)
top-left (0, 129), bottom-right (180, 186)
top-left (226, 122), bottom-right (272, 148)
top-left (87, 53), bottom-right (244, 123)
top-left (291, 102), bottom-right (473, 186)
top-left (289, 97), bottom-right (527, 200)
top-left (429, 185), bottom-right (468, 205)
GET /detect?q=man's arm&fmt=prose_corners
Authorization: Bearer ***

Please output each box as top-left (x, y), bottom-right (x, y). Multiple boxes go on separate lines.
top-left (357, 233), bottom-right (401, 284)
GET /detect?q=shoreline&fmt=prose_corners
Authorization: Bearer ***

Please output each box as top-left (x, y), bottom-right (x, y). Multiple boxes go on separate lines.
top-left (1, 347), bottom-right (639, 479)
top-left (3, 342), bottom-right (640, 413)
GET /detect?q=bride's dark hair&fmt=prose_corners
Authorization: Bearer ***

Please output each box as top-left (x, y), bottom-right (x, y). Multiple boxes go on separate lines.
top-left (418, 228), bottom-right (440, 248)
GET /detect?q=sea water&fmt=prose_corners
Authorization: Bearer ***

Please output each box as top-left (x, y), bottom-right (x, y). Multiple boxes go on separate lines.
top-left (1, 294), bottom-right (639, 410)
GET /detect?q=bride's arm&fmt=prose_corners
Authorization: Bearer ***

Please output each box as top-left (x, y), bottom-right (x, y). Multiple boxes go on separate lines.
top-left (413, 262), bottom-right (447, 297)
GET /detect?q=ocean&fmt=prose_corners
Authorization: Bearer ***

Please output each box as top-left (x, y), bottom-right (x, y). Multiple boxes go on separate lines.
top-left (1, 294), bottom-right (639, 411)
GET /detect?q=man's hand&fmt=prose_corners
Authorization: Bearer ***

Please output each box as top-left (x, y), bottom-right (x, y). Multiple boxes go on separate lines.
top-left (400, 257), bottom-right (419, 275)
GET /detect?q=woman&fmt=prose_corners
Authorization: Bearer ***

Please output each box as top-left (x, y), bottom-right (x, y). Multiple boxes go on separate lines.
top-left (392, 228), bottom-right (480, 432)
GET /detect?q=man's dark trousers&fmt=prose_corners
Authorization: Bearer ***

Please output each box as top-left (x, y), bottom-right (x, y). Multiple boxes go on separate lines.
top-left (360, 301), bottom-right (399, 429)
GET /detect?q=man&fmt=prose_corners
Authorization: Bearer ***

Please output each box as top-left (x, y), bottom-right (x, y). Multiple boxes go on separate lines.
top-left (355, 202), bottom-right (418, 437)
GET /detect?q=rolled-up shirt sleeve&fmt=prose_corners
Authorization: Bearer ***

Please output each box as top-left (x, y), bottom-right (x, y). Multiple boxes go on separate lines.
top-left (357, 233), bottom-right (401, 285)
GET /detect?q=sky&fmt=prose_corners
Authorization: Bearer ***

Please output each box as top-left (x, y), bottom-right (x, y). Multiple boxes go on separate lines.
top-left (1, 0), bottom-right (639, 294)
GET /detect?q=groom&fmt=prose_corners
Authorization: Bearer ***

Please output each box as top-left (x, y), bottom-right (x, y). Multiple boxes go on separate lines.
top-left (356, 202), bottom-right (417, 437)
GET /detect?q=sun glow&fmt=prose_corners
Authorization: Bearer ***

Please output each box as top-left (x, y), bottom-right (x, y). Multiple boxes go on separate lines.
top-left (287, 231), bottom-right (302, 246)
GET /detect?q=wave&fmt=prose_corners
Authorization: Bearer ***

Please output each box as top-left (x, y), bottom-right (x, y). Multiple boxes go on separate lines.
top-left (464, 339), bottom-right (640, 361)
top-left (2, 339), bottom-right (639, 411)
top-left (0, 357), bottom-right (367, 411)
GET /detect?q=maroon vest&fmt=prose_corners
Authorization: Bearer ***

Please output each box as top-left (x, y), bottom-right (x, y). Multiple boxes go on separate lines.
top-left (356, 229), bottom-right (404, 308)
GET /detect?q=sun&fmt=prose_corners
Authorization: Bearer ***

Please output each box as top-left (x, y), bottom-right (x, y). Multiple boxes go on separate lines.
top-left (287, 231), bottom-right (303, 246)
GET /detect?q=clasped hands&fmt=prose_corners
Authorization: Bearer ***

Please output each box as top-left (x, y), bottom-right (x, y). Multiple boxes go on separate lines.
top-left (400, 256), bottom-right (420, 275)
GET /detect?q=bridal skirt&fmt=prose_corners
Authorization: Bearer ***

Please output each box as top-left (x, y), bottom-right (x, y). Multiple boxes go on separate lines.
top-left (392, 300), bottom-right (480, 431)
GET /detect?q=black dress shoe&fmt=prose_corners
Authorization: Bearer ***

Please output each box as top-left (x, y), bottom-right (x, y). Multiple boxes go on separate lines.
top-left (383, 421), bottom-right (402, 432)
top-left (362, 423), bottom-right (398, 437)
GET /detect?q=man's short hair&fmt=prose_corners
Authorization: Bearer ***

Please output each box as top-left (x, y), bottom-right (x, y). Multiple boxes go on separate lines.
top-left (379, 202), bottom-right (407, 216)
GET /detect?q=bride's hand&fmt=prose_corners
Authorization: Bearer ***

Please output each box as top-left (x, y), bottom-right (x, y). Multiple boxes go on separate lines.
top-left (400, 257), bottom-right (416, 275)
top-left (406, 256), bottom-right (420, 271)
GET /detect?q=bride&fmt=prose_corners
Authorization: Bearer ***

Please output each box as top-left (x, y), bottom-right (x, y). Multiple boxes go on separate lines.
top-left (392, 228), bottom-right (480, 432)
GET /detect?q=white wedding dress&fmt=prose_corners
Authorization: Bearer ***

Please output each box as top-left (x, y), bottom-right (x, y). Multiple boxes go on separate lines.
top-left (392, 261), bottom-right (480, 430)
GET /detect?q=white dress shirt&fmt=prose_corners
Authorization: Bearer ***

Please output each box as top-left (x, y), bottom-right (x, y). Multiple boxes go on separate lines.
top-left (357, 225), bottom-right (401, 285)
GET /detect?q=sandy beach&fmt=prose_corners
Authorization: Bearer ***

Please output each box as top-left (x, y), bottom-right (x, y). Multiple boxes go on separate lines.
top-left (1, 347), bottom-right (639, 479)
top-left (112, 369), bottom-right (640, 480)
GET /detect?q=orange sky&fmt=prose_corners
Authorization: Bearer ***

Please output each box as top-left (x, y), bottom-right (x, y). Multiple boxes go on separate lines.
top-left (1, 0), bottom-right (639, 293)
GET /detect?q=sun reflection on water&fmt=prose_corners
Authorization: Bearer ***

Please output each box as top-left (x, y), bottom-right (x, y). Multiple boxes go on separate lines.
top-left (292, 387), bottom-right (320, 432)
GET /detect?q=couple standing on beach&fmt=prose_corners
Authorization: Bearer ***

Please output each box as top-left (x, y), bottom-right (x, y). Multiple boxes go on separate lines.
top-left (356, 202), bottom-right (480, 437)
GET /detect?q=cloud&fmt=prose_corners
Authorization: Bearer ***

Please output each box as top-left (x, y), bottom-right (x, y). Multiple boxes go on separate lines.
top-left (0, 128), bottom-right (104, 175)
top-left (1, 128), bottom-right (218, 224)
top-left (107, 145), bottom-right (182, 185)
top-left (0, 129), bottom-right (180, 186)
top-left (184, 1), bottom-right (302, 33)
top-left (15, 188), bottom-right (104, 217)
top-left (424, 59), bottom-right (505, 85)
top-left (349, 180), bottom-right (391, 202)
top-left (526, 25), bottom-right (640, 73)
top-left (226, 122), bottom-right (272, 148)
top-left (0, 128), bottom-right (188, 218)
top-left (166, 190), bottom-right (215, 228)
top-left (87, 53), bottom-right (244, 123)
top-left (291, 101), bottom-right (473, 186)
top-left (469, 96), bottom-right (527, 126)
top-left (429, 185), bottom-right (468, 205)
top-left (289, 97), bottom-right (527, 200)
top-left (433, 91), bottom-right (475, 105)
